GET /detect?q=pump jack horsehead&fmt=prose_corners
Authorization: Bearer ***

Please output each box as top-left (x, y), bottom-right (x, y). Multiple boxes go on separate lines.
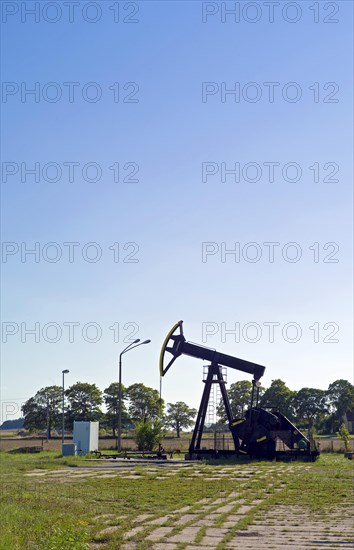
top-left (160, 321), bottom-right (319, 461)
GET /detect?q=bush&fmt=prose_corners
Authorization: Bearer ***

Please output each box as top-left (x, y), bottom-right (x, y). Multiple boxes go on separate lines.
top-left (337, 423), bottom-right (350, 452)
top-left (134, 420), bottom-right (165, 452)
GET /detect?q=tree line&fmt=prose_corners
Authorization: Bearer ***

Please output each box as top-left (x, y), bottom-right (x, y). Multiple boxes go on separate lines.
top-left (21, 378), bottom-right (353, 440)
top-left (21, 382), bottom-right (196, 439)
top-left (217, 378), bottom-right (354, 437)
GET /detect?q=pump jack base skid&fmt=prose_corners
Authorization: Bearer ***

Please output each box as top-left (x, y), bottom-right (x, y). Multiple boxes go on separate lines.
top-left (185, 450), bottom-right (242, 461)
top-left (185, 449), bottom-right (319, 462)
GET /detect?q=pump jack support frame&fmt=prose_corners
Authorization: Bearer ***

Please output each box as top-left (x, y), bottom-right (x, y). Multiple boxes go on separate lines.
top-left (189, 362), bottom-right (240, 455)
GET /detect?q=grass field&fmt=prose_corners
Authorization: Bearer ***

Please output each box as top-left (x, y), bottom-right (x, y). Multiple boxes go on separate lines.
top-left (1, 451), bottom-right (353, 549)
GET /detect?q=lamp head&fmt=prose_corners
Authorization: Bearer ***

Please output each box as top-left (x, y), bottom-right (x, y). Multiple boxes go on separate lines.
top-left (142, 339), bottom-right (151, 344)
top-left (62, 369), bottom-right (69, 374)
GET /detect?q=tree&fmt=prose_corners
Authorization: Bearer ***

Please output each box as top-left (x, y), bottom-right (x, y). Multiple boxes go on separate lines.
top-left (337, 423), bottom-right (350, 452)
top-left (65, 382), bottom-right (103, 427)
top-left (259, 379), bottom-right (295, 420)
top-left (217, 380), bottom-right (253, 423)
top-left (127, 383), bottom-right (163, 424)
top-left (327, 379), bottom-right (354, 432)
top-left (293, 388), bottom-right (328, 438)
top-left (165, 402), bottom-right (197, 437)
top-left (21, 386), bottom-right (62, 438)
top-left (134, 419), bottom-right (165, 452)
top-left (103, 382), bottom-right (130, 437)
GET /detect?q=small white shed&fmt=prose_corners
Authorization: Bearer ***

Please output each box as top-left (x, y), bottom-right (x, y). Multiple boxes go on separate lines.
top-left (73, 421), bottom-right (99, 455)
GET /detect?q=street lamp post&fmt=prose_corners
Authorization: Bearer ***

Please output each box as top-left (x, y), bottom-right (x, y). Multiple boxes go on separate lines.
top-left (117, 339), bottom-right (151, 452)
top-left (62, 369), bottom-right (69, 446)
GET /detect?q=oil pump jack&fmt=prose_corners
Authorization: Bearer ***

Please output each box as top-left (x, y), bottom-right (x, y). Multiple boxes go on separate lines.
top-left (160, 321), bottom-right (319, 461)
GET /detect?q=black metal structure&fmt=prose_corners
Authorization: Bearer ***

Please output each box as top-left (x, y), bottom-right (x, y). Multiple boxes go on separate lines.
top-left (189, 362), bottom-right (236, 456)
top-left (160, 321), bottom-right (265, 381)
top-left (160, 321), bottom-right (319, 461)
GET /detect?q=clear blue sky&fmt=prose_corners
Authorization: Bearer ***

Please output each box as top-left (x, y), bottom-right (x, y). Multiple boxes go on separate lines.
top-left (1, 1), bottom-right (353, 422)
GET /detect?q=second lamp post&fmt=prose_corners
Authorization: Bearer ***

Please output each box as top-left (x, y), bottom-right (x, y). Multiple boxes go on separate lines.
top-left (117, 338), bottom-right (151, 452)
top-left (62, 369), bottom-right (69, 447)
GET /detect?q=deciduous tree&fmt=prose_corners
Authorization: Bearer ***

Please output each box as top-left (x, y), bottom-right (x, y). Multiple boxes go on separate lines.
top-left (103, 382), bottom-right (130, 436)
top-left (217, 380), bottom-right (254, 423)
top-left (327, 379), bottom-right (354, 430)
top-left (65, 382), bottom-right (103, 427)
top-left (259, 379), bottom-right (295, 420)
top-left (165, 402), bottom-right (197, 437)
top-left (21, 386), bottom-right (62, 438)
top-left (127, 383), bottom-right (163, 424)
top-left (294, 387), bottom-right (328, 438)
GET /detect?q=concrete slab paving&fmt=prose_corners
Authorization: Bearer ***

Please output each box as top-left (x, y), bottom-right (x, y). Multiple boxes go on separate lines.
top-left (198, 536), bottom-right (226, 546)
top-left (193, 518), bottom-right (215, 526)
top-left (146, 526), bottom-right (175, 541)
top-left (151, 544), bottom-right (179, 550)
top-left (122, 525), bottom-right (145, 539)
top-left (217, 503), bottom-right (238, 513)
top-left (84, 463), bottom-right (353, 549)
top-left (170, 505), bottom-right (192, 514)
top-left (205, 527), bottom-right (229, 537)
top-left (132, 513), bottom-right (153, 523)
top-left (168, 526), bottom-right (201, 543)
top-left (174, 514), bottom-right (198, 525)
